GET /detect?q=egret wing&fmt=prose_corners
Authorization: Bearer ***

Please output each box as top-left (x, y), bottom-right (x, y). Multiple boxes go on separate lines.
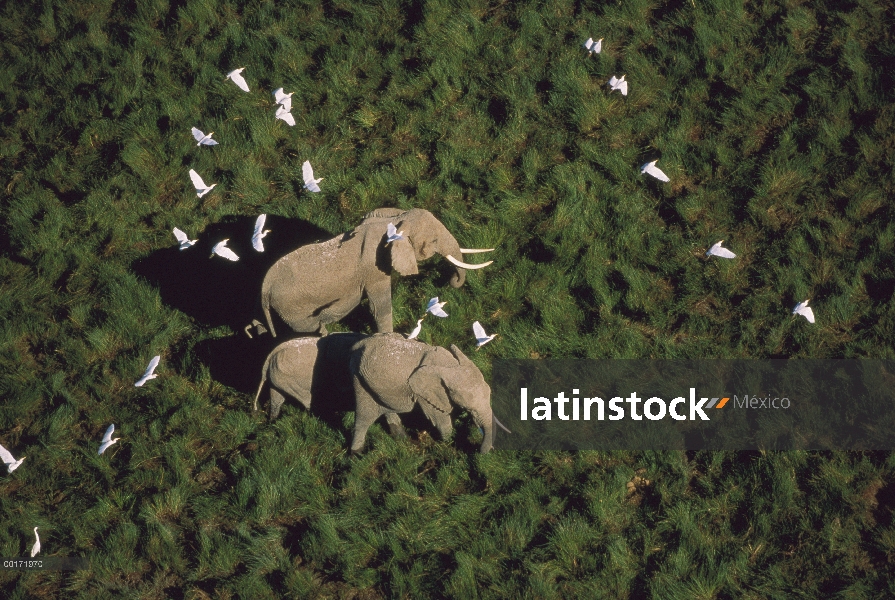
top-left (229, 70), bottom-right (250, 92)
top-left (0, 444), bottom-right (14, 464)
top-left (275, 106), bottom-right (295, 126)
top-left (191, 127), bottom-right (205, 142)
top-left (173, 228), bottom-right (189, 244)
top-left (714, 246), bottom-right (736, 258)
top-left (144, 355), bottom-right (160, 378)
top-left (216, 244), bottom-right (240, 261)
top-left (189, 169), bottom-right (207, 190)
top-left (253, 214), bottom-right (267, 238)
top-left (799, 307), bottom-right (815, 323)
top-left (584, 37), bottom-right (594, 50)
top-left (619, 80), bottom-right (628, 96)
top-left (279, 95), bottom-right (292, 112)
top-left (302, 161), bottom-right (315, 184)
top-left (472, 321), bottom-right (487, 340)
top-left (645, 163), bottom-right (669, 182)
top-left (101, 424), bottom-right (115, 444)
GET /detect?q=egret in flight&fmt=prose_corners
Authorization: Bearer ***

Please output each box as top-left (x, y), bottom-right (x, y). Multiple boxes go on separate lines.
top-left (226, 68), bottom-right (250, 92)
top-left (191, 127), bottom-right (218, 146)
top-left (608, 75), bottom-right (628, 96)
top-left (98, 424), bottom-right (120, 455)
top-left (386, 223), bottom-right (404, 244)
top-left (275, 104), bottom-right (295, 126)
top-left (472, 321), bottom-right (497, 349)
top-left (583, 37), bottom-right (602, 55)
top-left (640, 160), bottom-right (670, 182)
top-left (792, 299), bottom-right (815, 323)
top-left (252, 214), bottom-right (270, 252)
top-left (426, 297), bottom-right (448, 318)
top-left (211, 239), bottom-right (240, 261)
top-left (173, 227), bottom-right (197, 251)
top-left (189, 169), bottom-right (217, 198)
top-left (134, 355), bottom-right (160, 387)
top-left (0, 443), bottom-right (25, 473)
top-left (706, 240), bottom-right (736, 259)
top-left (302, 161), bottom-right (323, 193)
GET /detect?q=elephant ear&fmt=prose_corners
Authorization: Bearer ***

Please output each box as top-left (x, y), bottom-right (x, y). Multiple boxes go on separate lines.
top-left (390, 238), bottom-right (418, 276)
top-left (408, 365), bottom-right (452, 415)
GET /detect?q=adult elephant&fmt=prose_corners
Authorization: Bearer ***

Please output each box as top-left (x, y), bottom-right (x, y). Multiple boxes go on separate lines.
top-left (257, 208), bottom-right (492, 337)
top-left (348, 333), bottom-right (510, 454)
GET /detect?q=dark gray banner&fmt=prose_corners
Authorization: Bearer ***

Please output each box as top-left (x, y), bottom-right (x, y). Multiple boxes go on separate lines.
top-left (491, 360), bottom-right (895, 450)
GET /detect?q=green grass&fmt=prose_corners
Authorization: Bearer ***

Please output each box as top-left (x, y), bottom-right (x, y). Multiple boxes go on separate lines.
top-left (2, 0), bottom-right (895, 596)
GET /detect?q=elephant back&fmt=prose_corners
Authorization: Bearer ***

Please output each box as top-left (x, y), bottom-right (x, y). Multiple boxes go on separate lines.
top-left (350, 333), bottom-right (428, 392)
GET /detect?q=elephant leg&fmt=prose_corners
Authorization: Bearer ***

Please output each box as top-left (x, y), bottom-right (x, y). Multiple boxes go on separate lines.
top-left (365, 278), bottom-right (394, 333)
top-left (269, 388), bottom-right (287, 420)
top-left (351, 387), bottom-right (385, 454)
top-left (384, 412), bottom-right (407, 438)
top-left (430, 411), bottom-right (454, 441)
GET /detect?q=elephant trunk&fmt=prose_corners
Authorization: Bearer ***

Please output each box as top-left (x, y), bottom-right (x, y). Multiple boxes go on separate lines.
top-left (440, 235), bottom-right (466, 288)
top-left (471, 407), bottom-right (494, 453)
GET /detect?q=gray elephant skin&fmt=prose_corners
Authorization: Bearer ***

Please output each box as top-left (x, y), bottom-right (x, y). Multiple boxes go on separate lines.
top-left (253, 333), bottom-right (406, 436)
top-left (349, 333), bottom-right (504, 454)
top-left (259, 208), bottom-right (491, 337)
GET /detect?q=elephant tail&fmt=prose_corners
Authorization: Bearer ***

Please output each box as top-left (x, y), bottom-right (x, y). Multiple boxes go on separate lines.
top-left (260, 274), bottom-right (277, 338)
top-left (253, 350), bottom-right (276, 412)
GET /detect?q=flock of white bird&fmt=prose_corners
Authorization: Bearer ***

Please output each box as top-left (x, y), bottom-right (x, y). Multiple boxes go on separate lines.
top-left (584, 36), bottom-right (816, 324)
top-left (4, 37), bottom-right (826, 556)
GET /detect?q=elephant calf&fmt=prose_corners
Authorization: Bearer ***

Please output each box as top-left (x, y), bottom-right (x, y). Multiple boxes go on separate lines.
top-left (348, 333), bottom-right (510, 454)
top-left (253, 333), bottom-right (406, 436)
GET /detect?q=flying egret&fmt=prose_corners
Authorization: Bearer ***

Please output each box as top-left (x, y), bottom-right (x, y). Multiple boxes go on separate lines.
top-left (0, 443), bottom-right (25, 473)
top-left (188, 169), bottom-right (217, 198)
top-left (584, 37), bottom-right (602, 55)
top-left (226, 67), bottom-right (250, 92)
top-left (31, 528), bottom-right (40, 557)
top-left (134, 355), bottom-right (160, 387)
top-left (386, 223), bottom-right (404, 244)
top-left (426, 297), bottom-right (448, 318)
top-left (252, 214), bottom-right (270, 252)
top-left (640, 160), bottom-right (670, 182)
top-left (407, 318), bottom-right (424, 340)
top-left (472, 321), bottom-right (497, 349)
top-left (302, 161), bottom-right (323, 193)
top-left (173, 227), bottom-right (197, 251)
top-left (608, 74), bottom-right (628, 96)
top-left (275, 104), bottom-right (296, 126)
top-left (273, 88), bottom-right (293, 112)
top-left (98, 424), bottom-right (120, 455)
top-left (706, 240), bottom-right (736, 259)
top-left (792, 299), bottom-right (815, 323)
top-left (211, 239), bottom-right (240, 261)
top-left (190, 127), bottom-right (218, 146)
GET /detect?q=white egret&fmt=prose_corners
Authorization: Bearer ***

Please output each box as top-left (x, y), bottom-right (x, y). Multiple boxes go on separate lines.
top-left (211, 239), bottom-right (240, 261)
top-left (252, 214), bottom-right (270, 252)
top-left (608, 74), bottom-right (628, 96)
top-left (302, 161), bottom-right (323, 193)
top-left (273, 88), bottom-right (293, 112)
top-left (98, 424), bottom-right (120, 455)
top-left (0, 443), bottom-right (25, 473)
top-left (226, 67), bottom-right (250, 92)
top-left (275, 105), bottom-right (295, 126)
top-left (173, 227), bottom-right (197, 251)
top-left (386, 223), bottom-right (404, 244)
top-left (472, 321), bottom-right (497, 349)
top-left (426, 297), bottom-right (448, 318)
top-left (584, 37), bottom-right (602, 55)
top-left (706, 240), bottom-right (736, 259)
top-left (640, 160), bottom-right (670, 182)
top-left (31, 527), bottom-right (40, 557)
top-left (134, 355), bottom-right (160, 387)
top-left (792, 299), bottom-right (815, 323)
top-left (189, 169), bottom-right (217, 198)
top-left (407, 318), bottom-right (424, 340)
top-left (190, 127), bottom-right (218, 146)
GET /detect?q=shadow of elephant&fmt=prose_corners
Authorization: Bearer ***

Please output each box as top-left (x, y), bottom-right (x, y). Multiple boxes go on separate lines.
top-left (132, 215), bottom-right (333, 333)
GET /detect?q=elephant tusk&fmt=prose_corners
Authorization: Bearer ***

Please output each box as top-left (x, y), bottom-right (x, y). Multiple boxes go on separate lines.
top-left (459, 248), bottom-right (495, 254)
top-left (445, 254), bottom-right (493, 270)
top-left (494, 415), bottom-right (512, 434)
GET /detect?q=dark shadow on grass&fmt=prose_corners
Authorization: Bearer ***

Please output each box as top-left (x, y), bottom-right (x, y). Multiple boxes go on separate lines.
top-left (132, 215), bottom-right (332, 333)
